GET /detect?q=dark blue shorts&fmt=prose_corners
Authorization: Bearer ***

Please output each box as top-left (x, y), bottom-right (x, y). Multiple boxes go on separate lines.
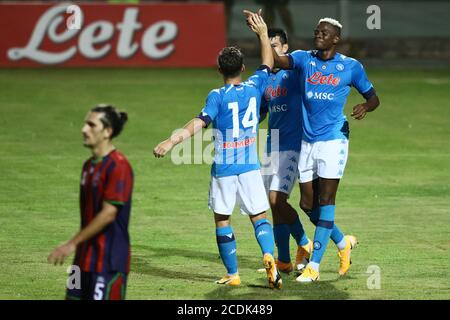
top-left (66, 271), bottom-right (127, 300)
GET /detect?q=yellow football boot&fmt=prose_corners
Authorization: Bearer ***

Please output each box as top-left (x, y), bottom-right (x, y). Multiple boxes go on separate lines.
top-left (295, 265), bottom-right (320, 282)
top-left (338, 235), bottom-right (358, 276)
top-left (295, 239), bottom-right (313, 272)
top-left (263, 253), bottom-right (282, 289)
top-left (215, 273), bottom-right (241, 286)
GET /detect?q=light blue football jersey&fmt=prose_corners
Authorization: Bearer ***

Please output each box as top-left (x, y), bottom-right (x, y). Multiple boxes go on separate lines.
top-left (261, 69), bottom-right (302, 153)
top-left (288, 50), bottom-right (375, 142)
top-left (199, 66), bottom-right (270, 177)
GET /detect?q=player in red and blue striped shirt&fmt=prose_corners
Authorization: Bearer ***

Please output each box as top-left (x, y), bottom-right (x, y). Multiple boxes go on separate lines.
top-left (48, 105), bottom-right (133, 300)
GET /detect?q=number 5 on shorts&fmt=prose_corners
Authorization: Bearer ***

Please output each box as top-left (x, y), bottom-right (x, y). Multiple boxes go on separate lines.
top-left (94, 282), bottom-right (105, 300)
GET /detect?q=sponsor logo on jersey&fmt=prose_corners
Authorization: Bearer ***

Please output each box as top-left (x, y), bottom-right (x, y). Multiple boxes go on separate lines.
top-left (307, 71), bottom-right (340, 86)
top-left (306, 91), bottom-right (335, 101)
top-left (264, 85), bottom-right (288, 100)
top-left (222, 137), bottom-right (256, 149)
top-left (269, 104), bottom-right (287, 113)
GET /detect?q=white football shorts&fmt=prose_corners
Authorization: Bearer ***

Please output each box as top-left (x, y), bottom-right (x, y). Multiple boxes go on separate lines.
top-left (208, 169), bottom-right (270, 216)
top-left (261, 150), bottom-right (300, 195)
top-left (298, 138), bottom-right (349, 183)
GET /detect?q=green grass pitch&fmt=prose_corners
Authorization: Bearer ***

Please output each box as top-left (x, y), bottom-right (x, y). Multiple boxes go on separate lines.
top-left (0, 67), bottom-right (449, 300)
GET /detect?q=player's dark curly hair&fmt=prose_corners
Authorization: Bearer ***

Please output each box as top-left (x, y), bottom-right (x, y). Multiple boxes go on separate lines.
top-left (217, 46), bottom-right (244, 78)
top-left (91, 104), bottom-right (128, 139)
top-left (268, 28), bottom-right (288, 45)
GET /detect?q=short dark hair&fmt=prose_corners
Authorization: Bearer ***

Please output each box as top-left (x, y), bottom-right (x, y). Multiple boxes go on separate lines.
top-left (91, 104), bottom-right (128, 139)
top-left (217, 46), bottom-right (244, 78)
top-left (268, 28), bottom-right (288, 45)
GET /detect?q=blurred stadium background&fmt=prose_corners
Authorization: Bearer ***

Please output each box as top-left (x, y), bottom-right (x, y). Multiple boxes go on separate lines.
top-left (0, 0), bottom-right (449, 300)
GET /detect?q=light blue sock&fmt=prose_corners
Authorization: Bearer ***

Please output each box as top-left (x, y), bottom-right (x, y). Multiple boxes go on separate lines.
top-left (310, 205), bottom-right (335, 264)
top-left (273, 224), bottom-right (291, 263)
top-left (289, 216), bottom-right (309, 247)
top-left (310, 207), bottom-right (344, 245)
top-left (253, 218), bottom-right (275, 256)
top-left (216, 225), bottom-right (238, 275)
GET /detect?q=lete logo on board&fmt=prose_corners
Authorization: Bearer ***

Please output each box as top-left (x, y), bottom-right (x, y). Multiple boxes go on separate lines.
top-left (0, 2), bottom-right (225, 67)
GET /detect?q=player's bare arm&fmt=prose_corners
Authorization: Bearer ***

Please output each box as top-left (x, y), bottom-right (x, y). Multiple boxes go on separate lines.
top-left (153, 117), bottom-right (206, 158)
top-left (47, 242), bottom-right (76, 266)
top-left (351, 94), bottom-right (380, 120)
top-left (47, 201), bottom-right (118, 265)
top-left (243, 11), bottom-right (273, 70)
top-left (271, 47), bottom-right (291, 70)
top-left (244, 9), bottom-right (288, 70)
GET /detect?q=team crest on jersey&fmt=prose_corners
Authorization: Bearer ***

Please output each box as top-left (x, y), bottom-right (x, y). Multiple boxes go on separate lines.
top-left (336, 63), bottom-right (344, 71)
top-left (282, 72), bottom-right (289, 80)
top-left (81, 171), bottom-right (87, 186)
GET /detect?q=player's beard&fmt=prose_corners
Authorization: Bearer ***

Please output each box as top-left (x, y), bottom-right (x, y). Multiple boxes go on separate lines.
top-left (83, 141), bottom-right (94, 148)
top-left (82, 135), bottom-right (95, 148)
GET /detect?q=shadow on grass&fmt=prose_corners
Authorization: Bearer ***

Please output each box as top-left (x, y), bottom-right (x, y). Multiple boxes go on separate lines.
top-left (133, 244), bottom-right (258, 268)
top-left (131, 245), bottom-right (351, 300)
top-left (132, 255), bottom-right (218, 283)
top-left (132, 245), bottom-right (256, 284)
top-left (204, 274), bottom-right (351, 300)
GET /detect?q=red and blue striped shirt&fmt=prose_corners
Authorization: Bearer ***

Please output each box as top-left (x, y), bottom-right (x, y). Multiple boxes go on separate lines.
top-left (74, 150), bottom-right (133, 274)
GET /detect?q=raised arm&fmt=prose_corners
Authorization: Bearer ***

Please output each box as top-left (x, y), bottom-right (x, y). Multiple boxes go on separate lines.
top-left (272, 47), bottom-right (291, 69)
top-left (153, 118), bottom-right (206, 158)
top-left (244, 9), bottom-right (291, 70)
top-left (245, 11), bottom-right (273, 69)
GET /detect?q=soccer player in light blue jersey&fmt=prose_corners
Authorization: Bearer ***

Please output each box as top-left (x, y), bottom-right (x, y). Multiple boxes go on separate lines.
top-left (259, 28), bottom-right (312, 274)
top-left (153, 14), bottom-right (282, 289)
top-left (247, 13), bottom-right (380, 282)
top-left (260, 27), bottom-right (361, 276)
